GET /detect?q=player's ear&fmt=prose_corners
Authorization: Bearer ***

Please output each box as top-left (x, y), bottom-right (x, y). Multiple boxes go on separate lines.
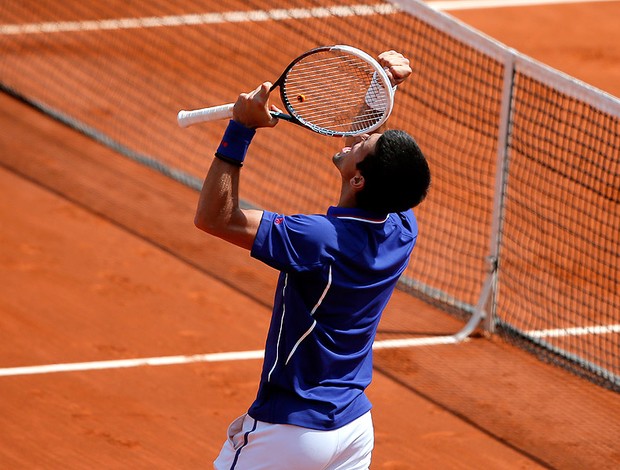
top-left (350, 172), bottom-right (365, 190)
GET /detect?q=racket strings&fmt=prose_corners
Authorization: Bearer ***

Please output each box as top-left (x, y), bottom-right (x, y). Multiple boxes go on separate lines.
top-left (282, 51), bottom-right (390, 134)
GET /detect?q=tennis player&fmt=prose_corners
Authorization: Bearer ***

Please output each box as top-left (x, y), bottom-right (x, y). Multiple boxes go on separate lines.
top-left (195, 50), bottom-right (430, 469)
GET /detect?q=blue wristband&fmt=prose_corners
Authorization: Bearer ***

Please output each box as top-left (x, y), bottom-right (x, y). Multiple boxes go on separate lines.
top-left (215, 120), bottom-right (256, 166)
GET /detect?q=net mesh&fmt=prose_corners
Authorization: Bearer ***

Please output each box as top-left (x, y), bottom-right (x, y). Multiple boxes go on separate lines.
top-left (498, 70), bottom-right (620, 387)
top-left (0, 0), bottom-right (618, 394)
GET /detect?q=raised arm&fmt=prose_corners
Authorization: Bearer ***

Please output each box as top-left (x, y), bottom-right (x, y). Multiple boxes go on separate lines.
top-left (194, 82), bottom-right (278, 250)
top-left (346, 50), bottom-right (412, 144)
top-left (377, 50), bottom-right (412, 87)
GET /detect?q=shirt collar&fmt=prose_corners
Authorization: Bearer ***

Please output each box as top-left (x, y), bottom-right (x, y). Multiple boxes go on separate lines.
top-left (327, 206), bottom-right (389, 224)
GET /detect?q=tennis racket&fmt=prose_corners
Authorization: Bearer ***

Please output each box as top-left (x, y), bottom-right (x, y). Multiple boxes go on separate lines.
top-left (177, 45), bottom-right (395, 137)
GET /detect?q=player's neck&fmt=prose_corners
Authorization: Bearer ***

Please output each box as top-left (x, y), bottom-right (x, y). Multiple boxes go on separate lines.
top-left (336, 192), bottom-right (358, 209)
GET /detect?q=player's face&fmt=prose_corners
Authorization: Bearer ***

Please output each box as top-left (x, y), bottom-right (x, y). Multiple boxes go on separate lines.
top-left (332, 133), bottom-right (381, 177)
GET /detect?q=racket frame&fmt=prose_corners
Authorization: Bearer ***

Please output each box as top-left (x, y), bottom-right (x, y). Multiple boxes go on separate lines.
top-left (177, 45), bottom-right (394, 137)
top-left (272, 45), bottom-right (394, 137)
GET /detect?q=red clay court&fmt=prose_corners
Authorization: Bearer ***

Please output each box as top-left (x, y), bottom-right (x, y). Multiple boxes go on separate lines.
top-left (1, 1), bottom-right (619, 468)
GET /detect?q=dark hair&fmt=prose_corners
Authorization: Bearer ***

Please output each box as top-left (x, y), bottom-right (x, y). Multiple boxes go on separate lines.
top-left (355, 130), bottom-right (431, 213)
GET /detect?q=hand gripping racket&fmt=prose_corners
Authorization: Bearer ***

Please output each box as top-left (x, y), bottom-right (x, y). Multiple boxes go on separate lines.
top-left (177, 45), bottom-right (395, 137)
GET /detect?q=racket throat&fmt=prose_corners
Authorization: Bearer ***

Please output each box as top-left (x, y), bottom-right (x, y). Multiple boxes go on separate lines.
top-left (270, 111), bottom-right (295, 122)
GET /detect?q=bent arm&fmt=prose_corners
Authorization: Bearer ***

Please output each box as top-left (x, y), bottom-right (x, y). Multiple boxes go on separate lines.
top-left (194, 158), bottom-right (263, 250)
top-left (194, 82), bottom-right (278, 250)
top-left (346, 50), bottom-right (413, 145)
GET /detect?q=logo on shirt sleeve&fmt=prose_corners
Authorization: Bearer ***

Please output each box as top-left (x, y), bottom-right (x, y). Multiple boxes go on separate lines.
top-left (274, 217), bottom-right (284, 225)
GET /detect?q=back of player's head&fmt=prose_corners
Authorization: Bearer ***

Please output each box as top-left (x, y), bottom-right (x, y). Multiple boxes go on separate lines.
top-left (356, 130), bottom-right (431, 213)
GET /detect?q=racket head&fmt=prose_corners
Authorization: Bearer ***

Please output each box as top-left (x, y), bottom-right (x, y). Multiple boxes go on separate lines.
top-left (274, 45), bottom-right (395, 137)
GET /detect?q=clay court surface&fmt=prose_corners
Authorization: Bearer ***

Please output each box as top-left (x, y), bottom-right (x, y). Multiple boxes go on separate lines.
top-left (1, 1), bottom-right (619, 469)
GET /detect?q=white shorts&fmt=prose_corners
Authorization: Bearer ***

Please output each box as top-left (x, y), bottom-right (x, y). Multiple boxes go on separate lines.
top-left (213, 411), bottom-right (374, 470)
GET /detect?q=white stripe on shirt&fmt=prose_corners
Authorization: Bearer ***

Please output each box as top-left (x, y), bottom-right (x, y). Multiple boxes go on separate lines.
top-left (335, 215), bottom-right (388, 224)
top-left (267, 273), bottom-right (288, 382)
top-left (285, 266), bottom-right (332, 365)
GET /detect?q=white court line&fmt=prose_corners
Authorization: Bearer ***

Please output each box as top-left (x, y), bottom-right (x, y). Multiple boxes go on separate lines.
top-left (0, 0), bottom-right (617, 35)
top-left (0, 350), bottom-right (265, 377)
top-left (526, 323), bottom-right (620, 338)
top-left (2, 325), bottom-right (619, 377)
top-left (0, 337), bottom-right (460, 377)
top-left (428, 0), bottom-right (618, 10)
top-left (0, 4), bottom-right (397, 35)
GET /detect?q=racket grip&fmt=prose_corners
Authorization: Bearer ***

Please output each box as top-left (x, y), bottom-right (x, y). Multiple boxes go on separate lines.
top-left (177, 103), bottom-right (234, 128)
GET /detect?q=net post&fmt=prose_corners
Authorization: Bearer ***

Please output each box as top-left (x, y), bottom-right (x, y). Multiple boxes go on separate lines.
top-left (452, 272), bottom-right (493, 342)
top-left (484, 51), bottom-right (517, 334)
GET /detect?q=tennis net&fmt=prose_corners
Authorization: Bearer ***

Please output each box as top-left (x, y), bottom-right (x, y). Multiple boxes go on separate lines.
top-left (0, 0), bottom-right (618, 391)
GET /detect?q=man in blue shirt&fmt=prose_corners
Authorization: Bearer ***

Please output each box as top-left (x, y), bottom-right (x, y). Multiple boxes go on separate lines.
top-left (196, 51), bottom-right (431, 469)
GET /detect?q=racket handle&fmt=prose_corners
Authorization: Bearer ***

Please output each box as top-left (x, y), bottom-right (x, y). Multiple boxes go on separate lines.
top-left (177, 103), bottom-right (234, 128)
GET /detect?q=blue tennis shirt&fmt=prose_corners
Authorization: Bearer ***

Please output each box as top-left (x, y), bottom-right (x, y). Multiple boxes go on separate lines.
top-left (248, 206), bottom-right (418, 431)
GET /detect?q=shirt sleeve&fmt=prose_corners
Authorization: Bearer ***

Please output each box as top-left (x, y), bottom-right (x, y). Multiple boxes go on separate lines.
top-left (250, 211), bottom-right (337, 273)
top-left (398, 209), bottom-right (417, 236)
